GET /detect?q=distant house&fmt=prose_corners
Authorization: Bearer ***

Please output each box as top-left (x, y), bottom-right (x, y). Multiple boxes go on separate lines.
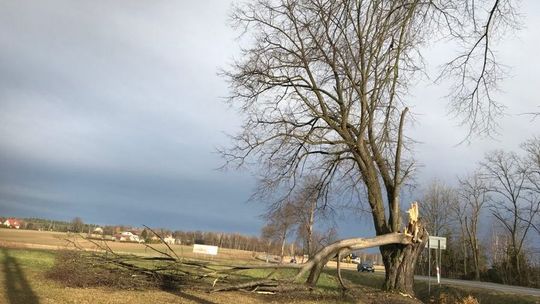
top-left (163, 235), bottom-right (176, 245)
top-left (112, 234), bottom-right (126, 241)
top-left (3, 218), bottom-right (22, 229)
top-left (112, 231), bottom-right (143, 243)
top-left (88, 227), bottom-right (104, 238)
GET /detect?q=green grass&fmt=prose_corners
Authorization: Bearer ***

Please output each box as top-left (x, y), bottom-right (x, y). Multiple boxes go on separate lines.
top-left (0, 248), bottom-right (55, 304)
top-left (0, 248), bottom-right (55, 270)
top-left (340, 269), bottom-right (385, 289)
top-left (0, 247), bottom-right (354, 304)
top-left (1, 247), bottom-right (539, 304)
top-left (237, 267), bottom-right (339, 290)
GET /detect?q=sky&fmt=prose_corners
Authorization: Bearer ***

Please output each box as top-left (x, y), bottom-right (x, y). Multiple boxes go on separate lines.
top-left (0, 0), bottom-right (539, 238)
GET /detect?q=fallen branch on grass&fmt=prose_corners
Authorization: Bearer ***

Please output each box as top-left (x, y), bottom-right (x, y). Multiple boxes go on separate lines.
top-left (58, 202), bottom-right (426, 295)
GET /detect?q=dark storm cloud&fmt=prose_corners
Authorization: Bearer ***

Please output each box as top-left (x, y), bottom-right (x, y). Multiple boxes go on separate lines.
top-left (0, 0), bottom-right (265, 233)
top-left (0, 0), bottom-right (539, 238)
top-left (0, 152), bottom-right (261, 233)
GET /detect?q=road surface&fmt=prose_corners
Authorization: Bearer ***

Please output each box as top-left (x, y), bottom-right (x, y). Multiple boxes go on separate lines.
top-left (326, 262), bottom-right (540, 297)
top-left (414, 275), bottom-right (540, 297)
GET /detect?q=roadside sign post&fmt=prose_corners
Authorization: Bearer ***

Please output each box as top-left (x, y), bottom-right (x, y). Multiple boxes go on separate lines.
top-left (427, 236), bottom-right (446, 297)
top-left (428, 238), bottom-right (430, 295)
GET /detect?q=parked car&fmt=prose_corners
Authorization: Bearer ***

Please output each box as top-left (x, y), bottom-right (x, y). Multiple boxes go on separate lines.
top-left (357, 262), bottom-right (375, 272)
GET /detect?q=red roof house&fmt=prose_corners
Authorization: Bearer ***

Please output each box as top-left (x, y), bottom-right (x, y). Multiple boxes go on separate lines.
top-left (3, 218), bottom-right (22, 229)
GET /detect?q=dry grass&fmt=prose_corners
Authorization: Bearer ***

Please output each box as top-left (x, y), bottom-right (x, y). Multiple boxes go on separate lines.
top-left (414, 282), bottom-right (540, 304)
top-left (0, 229), bottom-right (258, 263)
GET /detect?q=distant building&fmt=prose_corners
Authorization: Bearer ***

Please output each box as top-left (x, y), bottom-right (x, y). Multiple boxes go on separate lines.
top-left (3, 218), bottom-right (22, 229)
top-left (112, 231), bottom-right (143, 243)
top-left (93, 227), bottom-right (104, 234)
top-left (163, 235), bottom-right (176, 245)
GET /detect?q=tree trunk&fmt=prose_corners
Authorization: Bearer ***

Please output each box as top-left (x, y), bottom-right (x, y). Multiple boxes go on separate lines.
top-left (306, 197), bottom-right (316, 257)
top-left (306, 224), bottom-right (313, 258)
top-left (472, 243), bottom-right (480, 280)
top-left (380, 214), bottom-right (428, 295)
top-left (380, 240), bottom-right (426, 295)
top-left (280, 231), bottom-right (286, 263)
top-left (512, 251), bottom-right (521, 283)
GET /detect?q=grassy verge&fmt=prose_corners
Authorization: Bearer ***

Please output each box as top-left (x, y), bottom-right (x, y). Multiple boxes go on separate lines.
top-left (414, 281), bottom-right (540, 304)
top-left (1, 247), bottom-right (538, 304)
top-left (0, 247), bottom-right (419, 303)
top-left (340, 269), bottom-right (540, 304)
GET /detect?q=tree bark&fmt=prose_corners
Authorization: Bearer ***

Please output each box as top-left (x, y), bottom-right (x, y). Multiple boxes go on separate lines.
top-left (280, 230), bottom-right (286, 263)
top-left (380, 222), bottom-right (428, 295)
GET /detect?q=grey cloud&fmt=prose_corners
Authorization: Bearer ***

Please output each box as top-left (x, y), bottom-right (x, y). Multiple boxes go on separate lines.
top-left (0, 0), bottom-right (539, 238)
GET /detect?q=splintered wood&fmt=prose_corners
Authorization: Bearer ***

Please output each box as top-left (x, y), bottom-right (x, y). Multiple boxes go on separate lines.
top-left (405, 202), bottom-right (420, 242)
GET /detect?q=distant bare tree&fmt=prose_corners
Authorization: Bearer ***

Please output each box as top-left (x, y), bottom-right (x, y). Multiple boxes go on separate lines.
top-left (70, 217), bottom-right (84, 233)
top-left (261, 203), bottom-right (296, 262)
top-left (454, 172), bottom-right (489, 280)
top-left (288, 176), bottom-right (328, 258)
top-left (222, 0), bottom-right (518, 294)
top-left (480, 150), bottom-right (540, 282)
top-left (422, 179), bottom-right (456, 236)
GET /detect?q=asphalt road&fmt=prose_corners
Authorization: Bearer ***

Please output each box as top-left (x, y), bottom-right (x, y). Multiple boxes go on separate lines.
top-left (328, 263), bottom-right (540, 297)
top-left (414, 275), bottom-right (540, 297)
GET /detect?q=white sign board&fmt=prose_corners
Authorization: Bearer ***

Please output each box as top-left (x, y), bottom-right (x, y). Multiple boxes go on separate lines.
top-left (428, 236), bottom-right (446, 250)
top-left (193, 244), bottom-right (219, 255)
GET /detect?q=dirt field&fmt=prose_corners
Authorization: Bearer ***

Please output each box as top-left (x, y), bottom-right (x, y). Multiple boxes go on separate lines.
top-left (0, 229), bottom-right (384, 272)
top-left (0, 229), bottom-right (385, 273)
top-left (0, 229), bottom-right (257, 262)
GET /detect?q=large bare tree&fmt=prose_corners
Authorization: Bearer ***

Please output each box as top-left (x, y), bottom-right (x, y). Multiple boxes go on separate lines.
top-left (522, 137), bottom-right (540, 235)
top-left (291, 177), bottom-right (320, 258)
top-left (480, 150), bottom-right (540, 283)
top-left (222, 0), bottom-right (517, 294)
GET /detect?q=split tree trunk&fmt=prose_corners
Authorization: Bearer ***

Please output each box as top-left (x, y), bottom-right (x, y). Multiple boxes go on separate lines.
top-left (380, 237), bottom-right (426, 294)
top-left (302, 202), bottom-right (427, 296)
top-left (295, 232), bottom-right (416, 286)
top-left (216, 203), bottom-right (427, 296)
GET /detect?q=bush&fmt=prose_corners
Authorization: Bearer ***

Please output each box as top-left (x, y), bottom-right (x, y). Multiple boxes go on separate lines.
top-left (433, 292), bottom-right (479, 304)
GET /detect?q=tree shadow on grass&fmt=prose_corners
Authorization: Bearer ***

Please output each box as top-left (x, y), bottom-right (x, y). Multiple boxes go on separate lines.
top-left (2, 249), bottom-right (39, 304)
top-left (171, 290), bottom-right (217, 304)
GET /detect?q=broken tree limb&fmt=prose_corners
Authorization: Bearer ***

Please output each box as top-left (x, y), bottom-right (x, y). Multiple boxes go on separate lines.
top-left (212, 202), bottom-right (425, 292)
top-left (143, 225), bottom-right (181, 261)
top-left (336, 249), bottom-right (348, 290)
top-left (299, 202), bottom-right (425, 287)
top-left (295, 232), bottom-right (413, 285)
top-left (211, 279), bottom-right (277, 292)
